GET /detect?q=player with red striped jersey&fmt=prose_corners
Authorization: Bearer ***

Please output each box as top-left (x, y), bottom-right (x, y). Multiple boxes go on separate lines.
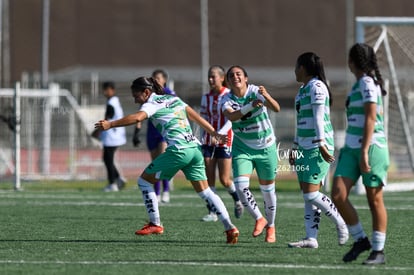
top-left (200, 65), bottom-right (243, 222)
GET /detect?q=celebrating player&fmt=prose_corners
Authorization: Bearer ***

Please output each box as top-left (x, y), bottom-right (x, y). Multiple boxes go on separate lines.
top-left (95, 76), bottom-right (239, 244)
top-left (288, 52), bottom-right (348, 248)
top-left (200, 65), bottom-right (243, 222)
top-left (331, 43), bottom-right (389, 264)
top-left (221, 65), bottom-right (280, 243)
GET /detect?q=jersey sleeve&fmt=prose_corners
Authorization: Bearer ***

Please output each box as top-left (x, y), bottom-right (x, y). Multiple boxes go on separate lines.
top-left (139, 101), bottom-right (157, 118)
top-left (221, 94), bottom-right (234, 113)
top-left (361, 76), bottom-right (378, 104)
top-left (200, 94), bottom-right (208, 120)
top-left (310, 81), bottom-right (327, 105)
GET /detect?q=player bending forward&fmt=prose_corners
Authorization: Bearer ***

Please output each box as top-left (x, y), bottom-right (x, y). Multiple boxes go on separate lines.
top-left (95, 76), bottom-right (239, 244)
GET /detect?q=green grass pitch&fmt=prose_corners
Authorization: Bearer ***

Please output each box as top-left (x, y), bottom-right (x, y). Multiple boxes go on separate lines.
top-left (0, 180), bottom-right (413, 274)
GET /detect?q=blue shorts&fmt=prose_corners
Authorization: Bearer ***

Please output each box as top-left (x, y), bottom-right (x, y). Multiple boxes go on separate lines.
top-left (201, 145), bottom-right (231, 159)
top-left (146, 121), bottom-right (165, 151)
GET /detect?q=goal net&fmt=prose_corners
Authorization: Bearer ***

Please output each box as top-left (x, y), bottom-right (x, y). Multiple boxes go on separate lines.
top-left (356, 17), bottom-right (414, 177)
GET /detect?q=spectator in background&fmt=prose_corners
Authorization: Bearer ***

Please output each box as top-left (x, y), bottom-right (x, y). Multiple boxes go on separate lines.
top-left (199, 65), bottom-right (243, 222)
top-left (101, 81), bottom-right (127, 192)
top-left (133, 69), bottom-right (176, 203)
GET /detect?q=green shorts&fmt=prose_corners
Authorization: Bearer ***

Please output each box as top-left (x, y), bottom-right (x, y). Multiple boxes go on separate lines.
top-left (295, 147), bottom-right (332, 184)
top-left (334, 145), bottom-right (389, 187)
top-left (232, 143), bottom-right (277, 181)
top-left (144, 146), bottom-right (207, 181)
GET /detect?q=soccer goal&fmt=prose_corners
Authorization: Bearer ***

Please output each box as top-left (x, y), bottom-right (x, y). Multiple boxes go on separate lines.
top-left (0, 83), bottom-right (101, 190)
top-left (356, 17), bottom-right (414, 176)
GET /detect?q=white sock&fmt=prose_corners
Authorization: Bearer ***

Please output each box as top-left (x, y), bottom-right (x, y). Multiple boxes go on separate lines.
top-left (303, 191), bottom-right (346, 227)
top-left (348, 222), bottom-right (367, 241)
top-left (371, 231), bottom-right (386, 251)
top-left (137, 177), bottom-right (160, 226)
top-left (198, 187), bottom-right (234, 231)
top-left (304, 201), bottom-right (321, 240)
top-left (234, 176), bottom-right (263, 220)
top-left (260, 183), bottom-right (276, 227)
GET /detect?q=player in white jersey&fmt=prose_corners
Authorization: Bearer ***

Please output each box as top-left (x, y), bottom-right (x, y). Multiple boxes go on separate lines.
top-left (99, 82), bottom-right (127, 192)
top-left (200, 65), bottom-right (243, 222)
top-left (95, 76), bottom-right (239, 244)
top-left (221, 66), bottom-right (280, 243)
top-left (332, 43), bottom-right (390, 264)
top-left (288, 52), bottom-right (348, 249)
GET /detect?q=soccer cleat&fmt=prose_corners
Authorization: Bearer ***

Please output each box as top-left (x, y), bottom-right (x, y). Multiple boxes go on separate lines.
top-left (161, 192), bottom-right (170, 203)
top-left (265, 226), bottom-right (276, 243)
top-left (252, 217), bottom-right (268, 237)
top-left (135, 223), bottom-right (164, 235)
top-left (234, 201), bottom-right (244, 219)
top-left (116, 177), bottom-right (127, 190)
top-left (337, 224), bottom-right (349, 245)
top-left (288, 238), bottom-right (319, 248)
top-left (363, 250), bottom-right (386, 265)
top-left (103, 183), bottom-right (119, 192)
top-left (226, 227), bottom-right (239, 244)
top-left (343, 237), bottom-right (371, 262)
top-left (202, 213), bottom-right (218, 222)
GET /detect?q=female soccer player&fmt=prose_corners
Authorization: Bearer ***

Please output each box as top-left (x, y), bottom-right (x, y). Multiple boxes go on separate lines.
top-left (95, 76), bottom-right (239, 244)
top-left (200, 65), bottom-right (243, 222)
top-left (133, 69), bottom-right (176, 203)
top-left (288, 52), bottom-right (348, 248)
top-left (221, 65), bottom-right (280, 243)
top-left (332, 43), bottom-right (389, 264)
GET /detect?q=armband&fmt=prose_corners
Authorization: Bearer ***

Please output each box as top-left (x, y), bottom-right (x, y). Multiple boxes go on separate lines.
top-left (240, 102), bottom-right (254, 115)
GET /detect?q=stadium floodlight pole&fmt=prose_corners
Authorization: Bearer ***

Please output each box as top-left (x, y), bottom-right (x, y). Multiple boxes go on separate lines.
top-left (41, 0), bottom-right (50, 88)
top-left (200, 0), bottom-right (209, 94)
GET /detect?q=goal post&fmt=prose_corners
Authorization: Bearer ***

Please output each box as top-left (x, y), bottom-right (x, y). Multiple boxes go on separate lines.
top-left (355, 17), bottom-right (414, 175)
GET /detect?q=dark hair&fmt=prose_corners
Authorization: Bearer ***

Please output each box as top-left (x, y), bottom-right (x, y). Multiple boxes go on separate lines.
top-left (102, 81), bottom-right (115, 90)
top-left (349, 43), bottom-right (387, 96)
top-left (297, 52), bottom-right (332, 106)
top-left (130, 77), bottom-right (165, 95)
top-left (208, 65), bottom-right (227, 87)
top-left (152, 69), bottom-right (169, 87)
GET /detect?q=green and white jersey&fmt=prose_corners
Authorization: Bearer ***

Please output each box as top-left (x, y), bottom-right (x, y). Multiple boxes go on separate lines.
top-left (295, 78), bottom-right (334, 150)
top-left (345, 75), bottom-right (386, 148)
top-left (140, 93), bottom-right (200, 149)
top-left (221, 84), bottom-right (276, 150)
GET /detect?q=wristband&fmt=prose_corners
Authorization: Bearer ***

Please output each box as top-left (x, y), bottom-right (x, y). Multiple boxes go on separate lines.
top-left (240, 102), bottom-right (254, 115)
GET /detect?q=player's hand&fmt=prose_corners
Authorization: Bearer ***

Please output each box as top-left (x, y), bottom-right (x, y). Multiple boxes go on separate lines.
top-left (213, 132), bottom-right (228, 144)
top-left (319, 145), bottom-right (335, 163)
top-left (132, 127), bottom-right (141, 147)
top-left (94, 120), bottom-right (111, 130)
top-left (258, 86), bottom-right (269, 99)
top-left (360, 152), bottom-right (371, 173)
top-left (251, 99), bottom-right (264, 108)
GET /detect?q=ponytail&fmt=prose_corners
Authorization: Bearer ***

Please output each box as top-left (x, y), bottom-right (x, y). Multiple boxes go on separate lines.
top-left (130, 76), bottom-right (165, 95)
top-left (297, 52), bottom-right (333, 106)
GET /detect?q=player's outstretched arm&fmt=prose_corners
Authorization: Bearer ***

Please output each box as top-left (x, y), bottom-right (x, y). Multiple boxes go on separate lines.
top-left (94, 111), bottom-right (148, 131)
top-left (186, 106), bottom-right (227, 143)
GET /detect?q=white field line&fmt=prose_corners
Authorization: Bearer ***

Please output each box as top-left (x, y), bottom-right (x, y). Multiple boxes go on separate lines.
top-left (0, 259), bottom-right (413, 271)
top-left (0, 200), bottom-right (412, 211)
top-left (0, 191), bottom-right (413, 201)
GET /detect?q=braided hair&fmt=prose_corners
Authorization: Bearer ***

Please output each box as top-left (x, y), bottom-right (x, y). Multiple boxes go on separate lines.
top-left (349, 43), bottom-right (387, 96)
top-left (130, 77), bottom-right (165, 95)
top-left (296, 52), bottom-right (333, 106)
